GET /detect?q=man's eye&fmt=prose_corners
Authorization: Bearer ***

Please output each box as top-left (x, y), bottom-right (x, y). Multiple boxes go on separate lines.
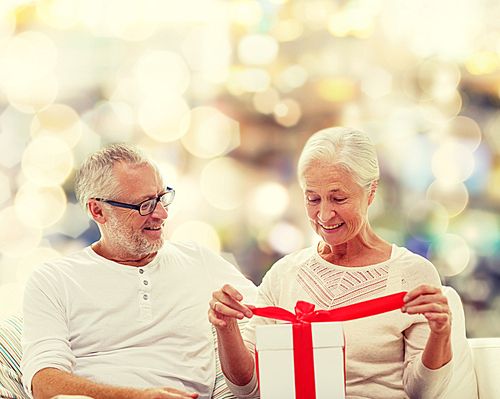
top-left (307, 197), bottom-right (320, 203)
top-left (141, 200), bottom-right (154, 211)
top-left (334, 198), bottom-right (346, 202)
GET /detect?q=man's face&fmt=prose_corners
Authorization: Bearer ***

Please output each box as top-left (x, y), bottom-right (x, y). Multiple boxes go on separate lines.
top-left (101, 162), bottom-right (169, 257)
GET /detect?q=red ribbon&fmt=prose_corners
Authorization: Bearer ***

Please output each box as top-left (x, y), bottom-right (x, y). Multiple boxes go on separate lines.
top-left (253, 292), bottom-right (407, 399)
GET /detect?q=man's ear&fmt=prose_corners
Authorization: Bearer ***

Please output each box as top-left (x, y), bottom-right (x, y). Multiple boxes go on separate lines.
top-left (368, 180), bottom-right (378, 206)
top-left (88, 199), bottom-right (106, 224)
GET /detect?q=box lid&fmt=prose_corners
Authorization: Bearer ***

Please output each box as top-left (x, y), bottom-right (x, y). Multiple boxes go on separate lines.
top-left (256, 323), bottom-right (293, 350)
top-left (256, 322), bottom-right (344, 351)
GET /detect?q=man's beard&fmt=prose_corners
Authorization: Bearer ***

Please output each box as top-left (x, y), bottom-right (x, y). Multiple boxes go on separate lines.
top-left (107, 212), bottom-right (164, 256)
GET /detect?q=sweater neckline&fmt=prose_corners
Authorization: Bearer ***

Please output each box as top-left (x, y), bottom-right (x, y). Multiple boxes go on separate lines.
top-left (312, 243), bottom-right (400, 270)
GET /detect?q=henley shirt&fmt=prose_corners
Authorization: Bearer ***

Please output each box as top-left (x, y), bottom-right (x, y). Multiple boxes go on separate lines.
top-left (21, 239), bottom-right (257, 399)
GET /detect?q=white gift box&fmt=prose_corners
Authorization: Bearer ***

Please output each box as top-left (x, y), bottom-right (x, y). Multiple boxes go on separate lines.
top-left (255, 321), bottom-right (345, 399)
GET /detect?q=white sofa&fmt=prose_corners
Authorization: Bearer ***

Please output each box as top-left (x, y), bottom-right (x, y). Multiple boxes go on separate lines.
top-left (0, 287), bottom-right (496, 399)
top-left (468, 337), bottom-right (500, 398)
top-left (441, 286), bottom-right (498, 399)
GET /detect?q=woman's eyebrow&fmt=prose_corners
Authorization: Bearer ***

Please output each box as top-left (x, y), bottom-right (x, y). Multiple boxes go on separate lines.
top-left (305, 188), bottom-right (341, 193)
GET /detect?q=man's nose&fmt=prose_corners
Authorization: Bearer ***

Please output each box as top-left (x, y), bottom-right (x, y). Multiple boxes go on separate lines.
top-left (151, 200), bottom-right (168, 219)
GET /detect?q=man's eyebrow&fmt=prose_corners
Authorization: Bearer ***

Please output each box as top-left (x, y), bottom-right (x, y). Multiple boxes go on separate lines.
top-left (134, 190), bottom-right (166, 203)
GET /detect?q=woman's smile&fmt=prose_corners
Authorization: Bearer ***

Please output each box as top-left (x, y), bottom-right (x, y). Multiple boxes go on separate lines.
top-left (318, 221), bottom-right (344, 230)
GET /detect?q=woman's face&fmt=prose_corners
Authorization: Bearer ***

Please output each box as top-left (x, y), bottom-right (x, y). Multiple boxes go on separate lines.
top-left (303, 162), bottom-right (374, 248)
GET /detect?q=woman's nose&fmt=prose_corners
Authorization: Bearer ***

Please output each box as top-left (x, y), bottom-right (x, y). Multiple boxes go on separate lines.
top-left (318, 202), bottom-right (335, 222)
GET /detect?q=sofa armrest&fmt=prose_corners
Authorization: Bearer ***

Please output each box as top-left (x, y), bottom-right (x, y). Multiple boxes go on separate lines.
top-left (0, 312), bottom-right (30, 399)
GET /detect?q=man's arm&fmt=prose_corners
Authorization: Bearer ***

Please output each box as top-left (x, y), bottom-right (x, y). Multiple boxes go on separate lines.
top-left (32, 368), bottom-right (199, 399)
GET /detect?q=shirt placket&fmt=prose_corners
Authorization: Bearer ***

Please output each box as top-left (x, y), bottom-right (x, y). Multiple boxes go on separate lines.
top-left (138, 267), bottom-right (152, 320)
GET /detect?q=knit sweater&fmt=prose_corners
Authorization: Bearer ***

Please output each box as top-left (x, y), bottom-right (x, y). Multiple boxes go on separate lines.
top-left (227, 244), bottom-right (452, 399)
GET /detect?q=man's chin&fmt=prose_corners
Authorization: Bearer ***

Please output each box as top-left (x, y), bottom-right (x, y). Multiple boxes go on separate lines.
top-left (145, 237), bottom-right (165, 253)
top-left (131, 237), bottom-right (164, 256)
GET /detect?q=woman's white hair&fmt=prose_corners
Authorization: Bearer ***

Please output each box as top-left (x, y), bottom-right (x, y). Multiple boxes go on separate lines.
top-left (74, 143), bottom-right (163, 218)
top-left (297, 126), bottom-right (379, 191)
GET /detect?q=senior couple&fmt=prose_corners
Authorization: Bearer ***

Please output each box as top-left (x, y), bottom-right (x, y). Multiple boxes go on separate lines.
top-left (21, 127), bottom-right (470, 399)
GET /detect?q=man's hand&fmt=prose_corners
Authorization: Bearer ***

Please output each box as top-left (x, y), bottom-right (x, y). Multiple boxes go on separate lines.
top-left (143, 387), bottom-right (198, 399)
top-left (32, 368), bottom-right (199, 399)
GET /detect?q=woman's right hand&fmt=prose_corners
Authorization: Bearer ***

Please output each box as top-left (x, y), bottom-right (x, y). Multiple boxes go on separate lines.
top-left (209, 284), bottom-right (255, 329)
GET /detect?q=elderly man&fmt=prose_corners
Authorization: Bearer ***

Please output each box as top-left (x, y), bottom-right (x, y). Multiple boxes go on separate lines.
top-left (21, 144), bottom-right (257, 399)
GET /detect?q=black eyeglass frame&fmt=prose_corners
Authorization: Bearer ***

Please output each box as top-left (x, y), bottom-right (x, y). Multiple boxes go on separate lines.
top-left (94, 187), bottom-right (175, 216)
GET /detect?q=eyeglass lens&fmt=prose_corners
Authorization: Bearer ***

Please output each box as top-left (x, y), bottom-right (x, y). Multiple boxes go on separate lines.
top-left (139, 191), bottom-right (174, 215)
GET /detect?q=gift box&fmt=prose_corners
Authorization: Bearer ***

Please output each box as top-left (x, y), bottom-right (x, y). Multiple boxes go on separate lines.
top-left (252, 292), bottom-right (408, 399)
top-left (256, 321), bottom-right (345, 399)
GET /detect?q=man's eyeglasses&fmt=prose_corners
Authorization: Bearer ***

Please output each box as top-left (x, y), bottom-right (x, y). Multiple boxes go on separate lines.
top-left (95, 187), bottom-right (175, 216)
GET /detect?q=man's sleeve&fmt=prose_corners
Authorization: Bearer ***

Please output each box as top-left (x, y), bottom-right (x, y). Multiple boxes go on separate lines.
top-left (21, 266), bottom-right (76, 395)
top-left (198, 243), bottom-right (257, 304)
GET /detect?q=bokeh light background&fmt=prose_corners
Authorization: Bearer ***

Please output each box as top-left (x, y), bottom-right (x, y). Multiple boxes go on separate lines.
top-left (0, 0), bottom-right (500, 337)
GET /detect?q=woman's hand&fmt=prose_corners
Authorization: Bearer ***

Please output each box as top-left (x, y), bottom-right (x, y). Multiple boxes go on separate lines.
top-left (401, 284), bottom-right (452, 335)
top-left (208, 284), bottom-right (255, 329)
top-left (401, 284), bottom-right (453, 369)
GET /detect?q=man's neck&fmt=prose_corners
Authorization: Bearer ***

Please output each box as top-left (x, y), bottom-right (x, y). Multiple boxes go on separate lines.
top-left (91, 241), bottom-right (158, 267)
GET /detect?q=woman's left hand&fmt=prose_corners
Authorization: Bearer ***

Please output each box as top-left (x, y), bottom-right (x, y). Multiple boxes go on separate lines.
top-left (401, 284), bottom-right (452, 335)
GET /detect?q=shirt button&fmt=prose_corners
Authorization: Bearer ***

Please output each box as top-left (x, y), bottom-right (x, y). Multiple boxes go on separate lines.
top-left (143, 280), bottom-right (148, 285)
top-left (139, 269), bottom-right (144, 274)
top-left (143, 294), bottom-right (149, 300)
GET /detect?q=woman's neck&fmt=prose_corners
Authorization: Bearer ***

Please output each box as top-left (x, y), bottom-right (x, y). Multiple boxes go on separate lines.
top-left (317, 236), bottom-right (392, 267)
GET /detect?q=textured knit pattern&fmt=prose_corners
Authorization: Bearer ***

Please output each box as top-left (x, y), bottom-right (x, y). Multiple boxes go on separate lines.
top-left (297, 257), bottom-right (392, 308)
top-left (0, 312), bottom-right (30, 399)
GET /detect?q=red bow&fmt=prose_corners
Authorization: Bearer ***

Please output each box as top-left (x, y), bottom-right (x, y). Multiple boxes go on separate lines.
top-left (252, 291), bottom-right (408, 323)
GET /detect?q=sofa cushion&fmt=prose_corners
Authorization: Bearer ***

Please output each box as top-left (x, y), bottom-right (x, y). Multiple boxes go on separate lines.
top-left (0, 312), bottom-right (30, 399)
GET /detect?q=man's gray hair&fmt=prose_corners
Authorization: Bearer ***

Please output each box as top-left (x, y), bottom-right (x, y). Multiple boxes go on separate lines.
top-left (297, 126), bottom-right (380, 191)
top-left (74, 143), bottom-right (162, 218)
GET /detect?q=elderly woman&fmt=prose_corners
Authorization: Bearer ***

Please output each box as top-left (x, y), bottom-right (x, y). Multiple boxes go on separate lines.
top-left (209, 127), bottom-right (455, 398)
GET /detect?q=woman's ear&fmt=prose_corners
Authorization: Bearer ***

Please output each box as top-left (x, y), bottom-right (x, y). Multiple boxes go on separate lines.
top-left (88, 199), bottom-right (106, 224)
top-left (368, 180), bottom-right (378, 206)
